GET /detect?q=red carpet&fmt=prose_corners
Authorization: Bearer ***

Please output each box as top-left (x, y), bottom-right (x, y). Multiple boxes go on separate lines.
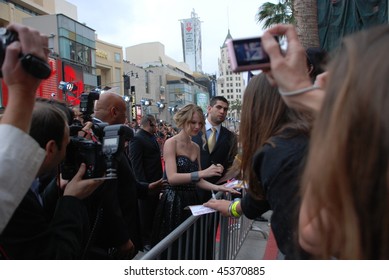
top-left (262, 229), bottom-right (278, 260)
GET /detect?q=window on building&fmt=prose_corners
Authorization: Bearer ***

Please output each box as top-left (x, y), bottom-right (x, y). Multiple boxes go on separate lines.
top-left (114, 53), bottom-right (121, 63)
top-left (69, 40), bottom-right (75, 60)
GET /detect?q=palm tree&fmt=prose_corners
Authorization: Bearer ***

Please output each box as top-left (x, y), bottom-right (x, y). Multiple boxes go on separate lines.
top-left (256, 0), bottom-right (319, 48)
top-left (256, 0), bottom-right (295, 28)
top-left (293, 0), bottom-right (319, 48)
top-left (227, 99), bottom-right (242, 131)
top-left (229, 98), bottom-right (242, 118)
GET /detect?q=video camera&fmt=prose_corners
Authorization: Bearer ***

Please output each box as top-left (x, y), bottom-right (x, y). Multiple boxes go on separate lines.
top-left (0, 27), bottom-right (51, 79)
top-left (61, 90), bottom-right (132, 180)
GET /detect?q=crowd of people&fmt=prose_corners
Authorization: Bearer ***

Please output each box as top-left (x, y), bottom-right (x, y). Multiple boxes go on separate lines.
top-left (1, 21), bottom-right (389, 260)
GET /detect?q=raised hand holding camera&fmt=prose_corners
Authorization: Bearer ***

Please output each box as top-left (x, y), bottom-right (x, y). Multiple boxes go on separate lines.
top-left (0, 26), bottom-right (51, 79)
top-left (227, 36), bottom-right (279, 72)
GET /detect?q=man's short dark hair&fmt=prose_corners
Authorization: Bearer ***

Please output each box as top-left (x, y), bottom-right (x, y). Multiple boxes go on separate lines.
top-left (210, 96), bottom-right (229, 107)
top-left (140, 114), bottom-right (156, 127)
top-left (36, 97), bottom-right (74, 125)
top-left (30, 102), bottom-right (67, 150)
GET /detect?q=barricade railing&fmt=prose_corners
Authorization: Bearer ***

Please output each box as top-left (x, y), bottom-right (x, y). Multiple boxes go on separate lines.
top-left (140, 191), bottom-right (254, 260)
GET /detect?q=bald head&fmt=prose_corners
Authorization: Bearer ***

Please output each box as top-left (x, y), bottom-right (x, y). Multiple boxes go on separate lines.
top-left (94, 92), bottom-right (127, 125)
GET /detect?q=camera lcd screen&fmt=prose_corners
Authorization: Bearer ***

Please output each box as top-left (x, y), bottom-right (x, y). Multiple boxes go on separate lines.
top-left (232, 38), bottom-right (270, 66)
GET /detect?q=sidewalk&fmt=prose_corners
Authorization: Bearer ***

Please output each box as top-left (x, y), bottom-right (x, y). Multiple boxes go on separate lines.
top-left (235, 220), bottom-right (270, 260)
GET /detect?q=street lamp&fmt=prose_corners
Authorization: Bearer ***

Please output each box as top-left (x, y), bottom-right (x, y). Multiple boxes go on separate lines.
top-left (157, 101), bottom-right (165, 110)
top-left (141, 99), bottom-right (152, 115)
top-left (156, 101), bottom-right (166, 120)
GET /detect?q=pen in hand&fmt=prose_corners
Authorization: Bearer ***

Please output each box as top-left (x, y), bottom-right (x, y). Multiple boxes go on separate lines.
top-left (211, 161), bottom-right (222, 199)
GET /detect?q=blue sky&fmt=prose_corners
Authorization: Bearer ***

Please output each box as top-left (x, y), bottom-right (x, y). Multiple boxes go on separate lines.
top-left (66, 0), bottom-right (275, 74)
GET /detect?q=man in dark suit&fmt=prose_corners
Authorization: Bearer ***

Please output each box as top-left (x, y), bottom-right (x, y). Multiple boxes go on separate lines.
top-left (192, 96), bottom-right (237, 259)
top-left (0, 102), bottom-right (102, 259)
top-left (92, 92), bottom-right (141, 258)
top-left (192, 96), bottom-right (238, 202)
top-left (129, 114), bottom-right (164, 251)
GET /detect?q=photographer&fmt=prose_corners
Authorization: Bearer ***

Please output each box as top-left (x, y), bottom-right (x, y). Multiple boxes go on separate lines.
top-left (90, 92), bottom-right (165, 257)
top-left (0, 23), bottom-right (48, 233)
top-left (0, 102), bottom-right (102, 259)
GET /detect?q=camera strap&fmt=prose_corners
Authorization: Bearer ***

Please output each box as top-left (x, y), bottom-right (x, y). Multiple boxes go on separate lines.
top-left (84, 129), bottom-right (99, 143)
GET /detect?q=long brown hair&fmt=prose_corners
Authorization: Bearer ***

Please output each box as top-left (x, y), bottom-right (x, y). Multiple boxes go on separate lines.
top-left (239, 73), bottom-right (311, 199)
top-left (301, 25), bottom-right (389, 259)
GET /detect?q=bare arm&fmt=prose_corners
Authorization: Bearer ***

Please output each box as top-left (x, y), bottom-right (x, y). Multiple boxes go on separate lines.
top-left (164, 138), bottom-right (223, 185)
top-left (0, 24), bottom-right (48, 233)
top-left (163, 138), bottom-right (238, 195)
top-left (63, 163), bottom-right (103, 200)
top-left (204, 199), bottom-right (242, 217)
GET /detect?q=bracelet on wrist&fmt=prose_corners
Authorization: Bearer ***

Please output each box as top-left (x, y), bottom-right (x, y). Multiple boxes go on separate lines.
top-left (278, 85), bottom-right (320, 96)
top-left (191, 171), bottom-right (200, 183)
top-left (228, 198), bottom-right (241, 219)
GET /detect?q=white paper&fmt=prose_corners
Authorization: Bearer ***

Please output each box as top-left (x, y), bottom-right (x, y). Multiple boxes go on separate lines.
top-left (225, 180), bottom-right (248, 189)
top-left (186, 205), bottom-right (217, 216)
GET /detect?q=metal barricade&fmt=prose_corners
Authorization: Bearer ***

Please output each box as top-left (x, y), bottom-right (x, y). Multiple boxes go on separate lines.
top-left (140, 191), bottom-right (254, 260)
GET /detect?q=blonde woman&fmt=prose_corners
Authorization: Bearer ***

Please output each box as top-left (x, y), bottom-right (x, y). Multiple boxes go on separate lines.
top-left (152, 104), bottom-right (237, 258)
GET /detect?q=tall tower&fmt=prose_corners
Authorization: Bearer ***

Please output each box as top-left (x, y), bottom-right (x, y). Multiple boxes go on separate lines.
top-left (180, 9), bottom-right (202, 72)
top-left (217, 29), bottom-right (246, 123)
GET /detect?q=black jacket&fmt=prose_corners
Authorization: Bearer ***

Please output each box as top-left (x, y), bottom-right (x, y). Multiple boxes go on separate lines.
top-left (0, 184), bottom-right (89, 259)
top-left (130, 129), bottom-right (163, 184)
top-left (129, 128), bottom-right (163, 247)
top-left (242, 130), bottom-right (309, 259)
top-left (192, 126), bottom-right (237, 202)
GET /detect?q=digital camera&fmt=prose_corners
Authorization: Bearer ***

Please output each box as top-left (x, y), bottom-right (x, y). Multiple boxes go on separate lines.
top-left (227, 36), bottom-right (278, 72)
top-left (0, 27), bottom-right (51, 79)
top-left (61, 90), bottom-right (133, 180)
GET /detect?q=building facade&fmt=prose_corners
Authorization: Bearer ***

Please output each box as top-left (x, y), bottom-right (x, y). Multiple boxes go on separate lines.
top-left (0, 1), bottom-right (213, 125)
top-left (23, 13), bottom-right (97, 100)
top-left (95, 39), bottom-right (124, 94)
top-left (125, 41), bottom-right (210, 125)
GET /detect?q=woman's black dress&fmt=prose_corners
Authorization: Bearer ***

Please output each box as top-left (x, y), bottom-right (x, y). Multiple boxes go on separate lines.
top-left (152, 155), bottom-right (201, 259)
